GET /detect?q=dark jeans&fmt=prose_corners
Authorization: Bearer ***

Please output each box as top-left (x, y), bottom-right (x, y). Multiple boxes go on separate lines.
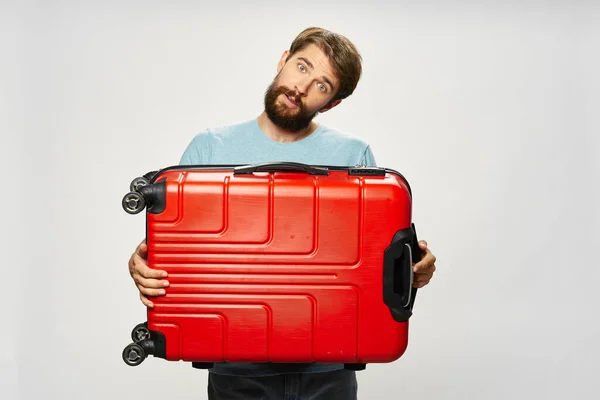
top-left (207, 369), bottom-right (358, 400)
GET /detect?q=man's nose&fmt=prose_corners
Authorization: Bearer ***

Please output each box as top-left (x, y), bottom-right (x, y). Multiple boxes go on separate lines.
top-left (294, 78), bottom-right (310, 95)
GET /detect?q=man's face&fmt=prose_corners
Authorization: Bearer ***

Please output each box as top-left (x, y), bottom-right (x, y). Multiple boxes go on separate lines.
top-left (264, 43), bottom-right (341, 132)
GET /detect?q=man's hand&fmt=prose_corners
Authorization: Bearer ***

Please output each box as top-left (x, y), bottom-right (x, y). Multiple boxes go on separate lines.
top-left (413, 240), bottom-right (436, 288)
top-left (128, 239), bottom-right (169, 308)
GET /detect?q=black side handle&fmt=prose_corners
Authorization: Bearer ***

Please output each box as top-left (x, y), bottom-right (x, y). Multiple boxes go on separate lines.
top-left (383, 223), bottom-right (423, 322)
top-left (233, 162), bottom-right (329, 176)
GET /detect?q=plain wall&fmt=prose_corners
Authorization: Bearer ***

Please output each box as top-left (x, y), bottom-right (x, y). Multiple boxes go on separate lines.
top-left (3, 0), bottom-right (599, 399)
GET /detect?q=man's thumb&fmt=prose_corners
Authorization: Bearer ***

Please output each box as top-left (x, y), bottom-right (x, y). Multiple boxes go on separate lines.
top-left (138, 242), bottom-right (148, 257)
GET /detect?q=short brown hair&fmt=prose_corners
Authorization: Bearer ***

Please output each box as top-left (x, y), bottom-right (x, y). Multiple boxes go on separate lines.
top-left (287, 27), bottom-right (362, 101)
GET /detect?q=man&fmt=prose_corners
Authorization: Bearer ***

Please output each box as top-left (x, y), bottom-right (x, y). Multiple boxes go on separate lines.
top-left (128, 27), bottom-right (437, 399)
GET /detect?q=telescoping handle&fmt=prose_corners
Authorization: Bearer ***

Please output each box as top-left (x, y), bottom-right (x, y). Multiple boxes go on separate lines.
top-left (383, 223), bottom-right (423, 323)
top-left (233, 162), bottom-right (329, 176)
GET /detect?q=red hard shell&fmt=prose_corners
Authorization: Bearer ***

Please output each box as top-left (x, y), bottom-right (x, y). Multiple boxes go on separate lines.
top-left (145, 167), bottom-right (413, 364)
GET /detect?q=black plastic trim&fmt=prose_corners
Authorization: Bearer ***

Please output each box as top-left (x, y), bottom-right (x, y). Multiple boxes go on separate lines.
top-left (143, 170), bottom-right (159, 181)
top-left (344, 363), bottom-right (367, 370)
top-left (192, 362), bottom-right (215, 369)
top-left (142, 163), bottom-right (412, 196)
top-left (151, 329), bottom-right (167, 359)
top-left (348, 168), bottom-right (386, 176)
top-left (138, 178), bottom-right (167, 214)
top-left (233, 162), bottom-right (329, 176)
top-left (383, 223), bottom-right (423, 322)
top-left (138, 337), bottom-right (155, 356)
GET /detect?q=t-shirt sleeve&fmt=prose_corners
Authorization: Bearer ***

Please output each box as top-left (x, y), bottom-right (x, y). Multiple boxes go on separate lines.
top-left (179, 132), bottom-right (208, 166)
top-left (359, 145), bottom-right (378, 167)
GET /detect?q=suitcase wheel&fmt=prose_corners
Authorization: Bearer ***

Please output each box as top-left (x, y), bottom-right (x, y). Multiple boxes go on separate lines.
top-left (130, 176), bottom-right (150, 192)
top-left (122, 343), bottom-right (147, 366)
top-left (131, 322), bottom-right (150, 343)
top-left (122, 191), bottom-right (146, 214)
top-left (344, 363), bottom-right (366, 371)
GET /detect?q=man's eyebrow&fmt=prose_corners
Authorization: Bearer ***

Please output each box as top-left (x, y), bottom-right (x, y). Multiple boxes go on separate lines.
top-left (298, 56), bottom-right (335, 91)
top-left (298, 57), bottom-right (314, 69)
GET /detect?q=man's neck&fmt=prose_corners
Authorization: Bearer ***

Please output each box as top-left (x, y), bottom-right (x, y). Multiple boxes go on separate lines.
top-left (257, 111), bottom-right (318, 143)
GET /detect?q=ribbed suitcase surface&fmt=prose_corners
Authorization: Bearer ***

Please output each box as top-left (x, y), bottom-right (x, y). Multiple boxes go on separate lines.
top-left (121, 163), bottom-right (420, 370)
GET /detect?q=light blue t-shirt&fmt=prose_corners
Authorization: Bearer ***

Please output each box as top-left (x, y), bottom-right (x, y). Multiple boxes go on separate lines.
top-left (180, 118), bottom-right (376, 167)
top-left (178, 117), bottom-right (377, 377)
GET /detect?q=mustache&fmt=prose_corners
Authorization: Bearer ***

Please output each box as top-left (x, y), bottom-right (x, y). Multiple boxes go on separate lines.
top-left (273, 85), bottom-right (302, 106)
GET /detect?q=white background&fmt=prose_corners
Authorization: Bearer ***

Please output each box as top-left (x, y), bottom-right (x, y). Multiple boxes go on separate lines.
top-left (2, 0), bottom-right (599, 399)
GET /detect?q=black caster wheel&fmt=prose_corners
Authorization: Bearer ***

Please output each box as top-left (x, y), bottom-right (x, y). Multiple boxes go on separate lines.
top-left (131, 322), bottom-right (151, 343)
top-left (122, 192), bottom-right (145, 214)
top-left (344, 363), bottom-right (366, 371)
top-left (130, 176), bottom-right (149, 192)
top-left (123, 343), bottom-right (146, 366)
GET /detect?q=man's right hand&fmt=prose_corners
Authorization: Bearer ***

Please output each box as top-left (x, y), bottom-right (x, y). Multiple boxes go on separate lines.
top-left (128, 239), bottom-right (169, 308)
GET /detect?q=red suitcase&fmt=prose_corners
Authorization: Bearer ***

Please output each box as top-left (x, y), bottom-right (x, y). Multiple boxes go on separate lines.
top-left (120, 162), bottom-right (422, 370)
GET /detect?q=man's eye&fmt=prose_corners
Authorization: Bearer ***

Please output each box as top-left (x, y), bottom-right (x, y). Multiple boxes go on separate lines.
top-left (298, 64), bottom-right (306, 72)
top-left (318, 83), bottom-right (326, 92)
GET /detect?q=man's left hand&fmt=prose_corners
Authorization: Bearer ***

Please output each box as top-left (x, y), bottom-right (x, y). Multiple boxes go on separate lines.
top-left (413, 240), bottom-right (437, 288)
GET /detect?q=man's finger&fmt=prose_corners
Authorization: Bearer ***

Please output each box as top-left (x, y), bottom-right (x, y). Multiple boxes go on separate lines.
top-left (138, 242), bottom-right (148, 259)
top-left (414, 251), bottom-right (436, 270)
top-left (136, 263), bottom-right (168, 279)
top-left (139, 292), bottom-right (154, 308)
top-left (137, 284), bottom-right (167, 297)
top-left (135, 275), bottom-right (170, 290)
top-left (414, 263), bottom-right (436, 274)
top-left (414, 272), bottom-right (432, 282)
top-left (413, 260), bottom-right (432, 273)
top-left (413, 280), bottom-right (429, 288)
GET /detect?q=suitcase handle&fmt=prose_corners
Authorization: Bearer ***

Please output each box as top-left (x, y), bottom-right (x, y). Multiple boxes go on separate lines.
top-left (383, 223), bottom-right (422, 322)
top-left (233, 162), bottom-right (329, 176)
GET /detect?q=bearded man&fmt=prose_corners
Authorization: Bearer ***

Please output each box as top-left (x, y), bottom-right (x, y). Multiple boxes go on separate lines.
top-left (127, 26), bottom-right (437, 400)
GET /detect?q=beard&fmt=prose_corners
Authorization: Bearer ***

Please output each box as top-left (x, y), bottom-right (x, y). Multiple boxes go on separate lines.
top-left (264, 78), bottom-right (317, 132)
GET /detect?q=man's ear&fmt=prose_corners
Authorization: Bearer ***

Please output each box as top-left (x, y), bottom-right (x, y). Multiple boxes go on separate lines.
top-left (277, 50), bottom-right (290, 73)
top-left (319, 98), bottom-right (342, 113)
